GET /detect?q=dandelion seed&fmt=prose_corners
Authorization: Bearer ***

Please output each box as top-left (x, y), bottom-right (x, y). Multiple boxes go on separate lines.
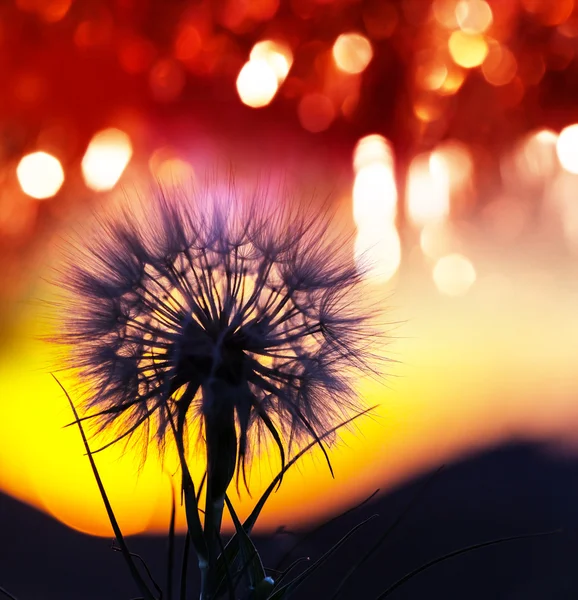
top-left (52, 179), bottom-right (385, 516)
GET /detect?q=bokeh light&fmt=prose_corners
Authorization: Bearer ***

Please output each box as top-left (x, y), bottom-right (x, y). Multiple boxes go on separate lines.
top-left (354, 222), bottom-right (401, 283)
top-left (556, 124), bottom-right (578, 174)
top-left (236, 59), bottom-right (279, 108)
top-left (81, 128), bottom-right (133, 192)
top-left (174, 24), bottom-right (202, 63)
top-left (433, 0), bottom-right (460, 29)
top-left (455, 0), bottom-right (493, 34)
top-left (448, 31), bottom-right (489, 68)
top-left (17, 152), bottom-right (64, 200)
top-left (482, 42), bottom-right (517, 86)
top-left (433, 253), bottom-right (477, 296)
top-left (332, 33), bottom-right (373, 74)
top-left (353, 162), bottom-right (398, 224)
top-left (7, 0), bottom-right (578, 542)
top-left (407, 153), bottom-right (450, 227)
top-left (250, 40), bottom-right (293, 83)
top-left (432, 140), bottom-right (473, 192)
top-left (149, 147), bottom-right (195, 184)
top-left (353, 134), bottom-right (393, 172)
top-left (514, 129), bottom-right (559, 184)
top-left (416, 59), bottom-right (449, 91)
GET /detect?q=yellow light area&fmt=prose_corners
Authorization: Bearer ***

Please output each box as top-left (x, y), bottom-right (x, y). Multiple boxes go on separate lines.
top-left (0, 313), bottom-right (175, 535)
top-left (448, 31), bottom-right (489, 68)
top-left (406, 153), bottom-right (450, 227)
top-left (354, 222), bottom-right (401, 282)
top-left (353, 134), bottom-right (393, 173)
top-left (332, 32), bottom-right (373, 75)
top-left (250, 40), bottom-right (293, 83)
top-left (297, 93), bottom-right (335, 133)
top-left (482, 41), bottom-right (517, 86)
top-left (4, 247), bottom-right (578, 535)
top-left (236, 59), bottom-right (279, 108)
top-left (433, 253), bottom-right (476, 296)
top-left (438, 64), bottom-right (466, 95)
top-left (81, 128), bottom-right (133, 192)
top-left (556, 124), bottom-right (578, 174)
top-left (353, 162), bottom-right (398, 225)
top-left (455, 0), bottom-right (493, 34)
top-left (17, 152), bottom-right (64, 199)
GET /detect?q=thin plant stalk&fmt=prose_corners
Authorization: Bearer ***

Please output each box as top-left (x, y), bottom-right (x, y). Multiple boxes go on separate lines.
top-left (166, 480), bottom-right (177, 600)
top-left (52, 375), bottom-right (156, 600)
top-left (331, 465), bottom-right (445, 599)
top-left (375, 530), bottom-right (561, 599)
top-left (0, 586), bottom-right (18, 600)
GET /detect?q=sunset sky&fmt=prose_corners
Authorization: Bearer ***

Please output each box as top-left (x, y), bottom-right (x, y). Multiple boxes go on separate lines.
top-left (1, 0), bottom-right (578, 542)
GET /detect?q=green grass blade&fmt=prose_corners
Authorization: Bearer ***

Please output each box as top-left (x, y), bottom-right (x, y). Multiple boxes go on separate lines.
top-left (375, 530), bottom-right (561, 599)
top-left (52, 374), bottom-right (157, 600)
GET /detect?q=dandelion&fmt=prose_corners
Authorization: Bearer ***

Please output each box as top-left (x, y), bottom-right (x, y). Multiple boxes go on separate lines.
top-left (52, 178), bottom-right (385, 597)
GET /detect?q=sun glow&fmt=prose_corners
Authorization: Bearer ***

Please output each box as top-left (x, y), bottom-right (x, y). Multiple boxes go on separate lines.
top-left (2, 254), bottom-right (578, 536)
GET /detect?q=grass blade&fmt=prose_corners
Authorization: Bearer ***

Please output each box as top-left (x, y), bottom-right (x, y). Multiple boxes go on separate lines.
top-left (331, 465), bottom-right (444, 599)
top-left (52, 374), bottom-right (157, 600)
top-left (268, 514), bottom-right (378, 600)
top-left (179, 532), bottom-right (190, 600)
top-left (225, 494), bottom-right (266, 589)
top-left (166, 480), bottom-right (176, 600)
top-left (0, 586), bottom-right (18, 600)
top-left (277, 488), bottom-right (380, 571)
top-left (375, 530), bottom-right (561, 599)
top-left (214, 407), bottom-right (375, 595)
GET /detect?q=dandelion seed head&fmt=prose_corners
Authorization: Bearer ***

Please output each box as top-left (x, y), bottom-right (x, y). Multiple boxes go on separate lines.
top-left (51, 178), bottom-right (387, 480)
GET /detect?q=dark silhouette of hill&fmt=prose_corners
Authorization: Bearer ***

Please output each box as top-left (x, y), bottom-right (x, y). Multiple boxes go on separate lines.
top-left (1, 442), bottom-right (578, 599)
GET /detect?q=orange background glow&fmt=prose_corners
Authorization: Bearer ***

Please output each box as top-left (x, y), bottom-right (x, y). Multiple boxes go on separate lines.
top-left (1, 0), bottom-right (578, 540)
